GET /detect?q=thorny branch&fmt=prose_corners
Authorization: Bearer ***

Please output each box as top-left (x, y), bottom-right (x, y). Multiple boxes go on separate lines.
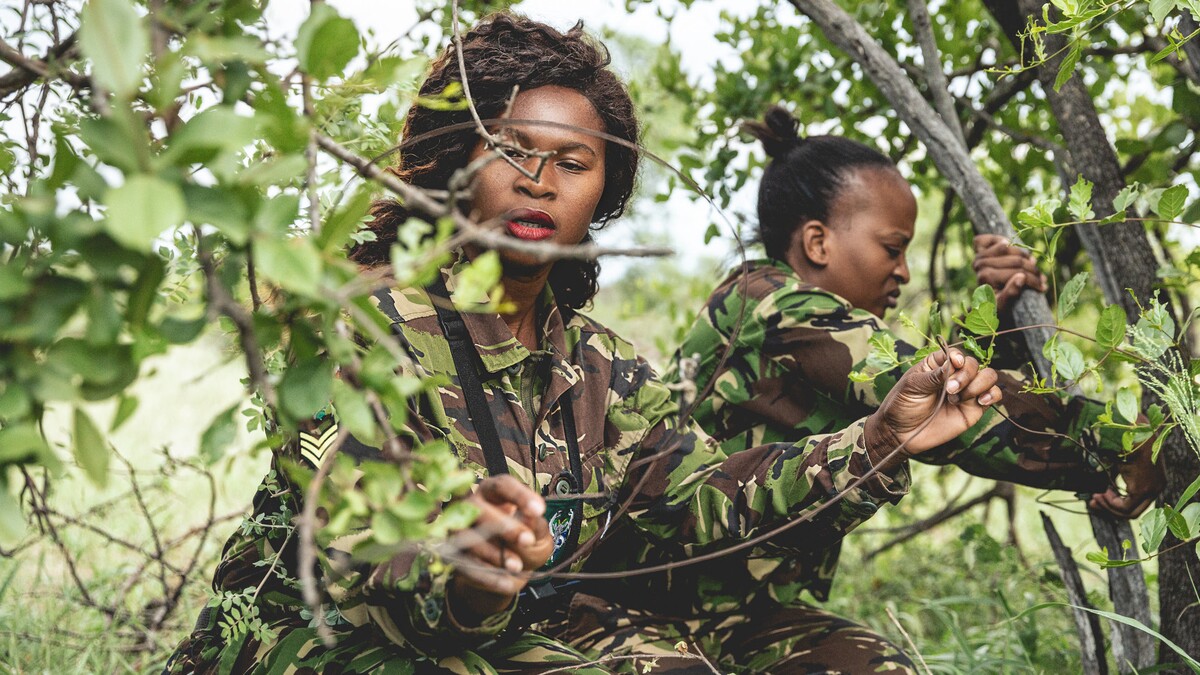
top-left (12, 451), bottom-right (235, 652)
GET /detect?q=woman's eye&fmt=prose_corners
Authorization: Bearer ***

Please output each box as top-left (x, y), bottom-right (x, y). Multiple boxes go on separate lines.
top-left (885, 247), bottom-right (901, 258)
top-left (559, 160), bottom-right (587, 173)
top-left (500, 147), bottom-right (527, 160)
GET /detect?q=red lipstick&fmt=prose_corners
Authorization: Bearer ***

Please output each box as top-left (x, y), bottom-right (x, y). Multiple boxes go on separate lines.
top-left (504, 208), bottom-right (556, 241)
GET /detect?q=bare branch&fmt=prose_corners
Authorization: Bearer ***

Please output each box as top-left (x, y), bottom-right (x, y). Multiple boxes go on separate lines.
top-left (195, 228), bottom-right (278, 409)
top-left (315, 133), bottom-right (673, 262)
top-left (0, 31), bottom-right (85, 97)
top-left (905, 0), bottom-right (966, 147)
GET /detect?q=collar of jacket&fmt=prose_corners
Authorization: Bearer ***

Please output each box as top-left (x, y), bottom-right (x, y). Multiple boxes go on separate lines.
top-left (727, 257), bottom-right (857, 312)
top-left (370, 250), bottom-right (582, 387)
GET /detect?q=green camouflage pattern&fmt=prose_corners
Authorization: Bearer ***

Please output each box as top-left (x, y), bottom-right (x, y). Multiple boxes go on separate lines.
top-left (651, 258), bottom-right (1119, 609)
top-left (165, 252), bottom-right (912, 673)
top-left (556, 592), bottom-right (915, 674)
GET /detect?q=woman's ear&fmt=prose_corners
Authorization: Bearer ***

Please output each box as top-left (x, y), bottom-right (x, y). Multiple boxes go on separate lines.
top-left (797, 219), bottom-right (830, 267)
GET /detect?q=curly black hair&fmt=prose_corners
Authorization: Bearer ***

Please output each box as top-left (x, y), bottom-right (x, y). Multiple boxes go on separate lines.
top-left (352, 13), bottom-right (640, 310)
top-left (744, 105), bottom-right (895, 260)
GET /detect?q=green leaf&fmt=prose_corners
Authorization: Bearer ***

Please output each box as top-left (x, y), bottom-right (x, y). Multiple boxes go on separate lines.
top-left (316, 187), bottom-right (373, 253)
top-left (199, 405), bottom-right (239, 464)
top-left (0, 382), bottom-right (32, 420)
top-left (1166, 506), bottom-right (1191, 540)
top-left (1044, 339), bottom-right (1086, 381)
top-left (703, 222), bottom-right (720, 244)
top-left (0, 424), bottom-right (51, 466)
top-left (0, 264), bottom-right (31, 301)
top-left (927, 301), bottom-right (944, 339)
top-left (1068, 176), bottom-right (1094, 221)
top-left (111, 393), bottom-right (139, 432)
top-left (1150, 0), bottom-right (1176, 23)
top-left (1174, 473), bottom-right (1200, 512)
top-left (0, 486), bottom-right (27, 545)
top-left (254, 236), bottom-right (323, 298)
top-left (331, 381), bottom-right (379, 446)
top-left (1053, 42), bottom-right (1081, 92)
top-left (962, 301), bottom-right (999, 335)
top-left (104, 175), bottom-right (186, 251)
top-left (1012, 603), bottom-right (1200, 672)
top-left (971, 284), bottom-right (996, 309)
top-left (1115, 388), bottom-right (1139, 424)
top-left (1095, 304), bottom-right (1127, 349)
top-left (295, 5), bottom-right (360, 80)
top-left (1155, 184), bottom-right (1189, 221)
top-left (279, 358), bottom-right (332, 420)
top-left (159, 315), bottom-right (207, 344)
top-left (1112, 184), bottom-right (1139, 213)
top-left (80, 115), bottom-right (143, 173)
top-left (73, 408), bottom-right (109, 487)
top-left (184, 185), bottom-right (251, 245)
top-left (1057, 271), bottom-right (1088, 318)
top-left (238, 155), bottom-right (309, 187)
top-left (453, 251), bottom-right (503, 307)
top-left (1131, 299), bottom-right (1176, 359)
top-left (1182, 503), bottom-right (1200, 540)
top-left (1016, 199), bottom-right (1061, 232)
top-left (160, 107), bottom-right (258, 167)
top-left (864, 333), bottom-right (899, 371)
top-left (80, 0), bottom-right (148, 98)
top-left (1141, 507), bottom-right (1168, 553)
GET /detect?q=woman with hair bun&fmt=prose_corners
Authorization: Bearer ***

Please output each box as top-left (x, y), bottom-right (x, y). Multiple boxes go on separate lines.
top-left (165, 25), bottom-right (1007, 674)
top-left (559, 104), bottom-right (1161, 673)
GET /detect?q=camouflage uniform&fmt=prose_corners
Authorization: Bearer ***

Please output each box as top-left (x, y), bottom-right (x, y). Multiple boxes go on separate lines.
top-left (165, 253), bottom-right (914, 674)
top-left (556, 258), bottom-right (1119, 673)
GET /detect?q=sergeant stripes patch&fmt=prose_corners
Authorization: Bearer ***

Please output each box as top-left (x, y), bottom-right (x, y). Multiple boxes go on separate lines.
top-left (299, 423), bottom-right (340, 467)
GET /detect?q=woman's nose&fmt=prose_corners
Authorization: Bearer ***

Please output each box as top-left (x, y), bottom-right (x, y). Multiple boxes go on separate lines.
top-left (894, 255), bottom-right (910, 283)
top-left (514, 159), bottom-right (555, 199)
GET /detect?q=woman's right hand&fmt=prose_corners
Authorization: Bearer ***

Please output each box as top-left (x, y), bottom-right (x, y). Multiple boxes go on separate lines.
top-left (865, 348), bottom-right (1002, 470)
top-left (447, 475), bottom-right (552, 623)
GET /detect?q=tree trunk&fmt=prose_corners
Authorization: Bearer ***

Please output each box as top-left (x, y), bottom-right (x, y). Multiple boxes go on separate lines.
top-left (987, 0), bottom-right (1200, 663)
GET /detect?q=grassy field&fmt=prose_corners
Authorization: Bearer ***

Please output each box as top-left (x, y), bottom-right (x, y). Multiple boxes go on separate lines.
top-left (0, 313), bottom-right (1151, 674)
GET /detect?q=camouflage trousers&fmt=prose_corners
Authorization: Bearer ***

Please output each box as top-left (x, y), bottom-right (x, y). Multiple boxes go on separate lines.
top-left (162, 617), bottom-right (612, 675)
top-left (554, 593), bottom-right (917, 675)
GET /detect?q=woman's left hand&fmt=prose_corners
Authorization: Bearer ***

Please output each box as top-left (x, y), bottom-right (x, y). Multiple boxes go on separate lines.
top-left (1089, 441), bottom-right (1166, 519)
top-left (973, 234), bottom-right (1048, 313)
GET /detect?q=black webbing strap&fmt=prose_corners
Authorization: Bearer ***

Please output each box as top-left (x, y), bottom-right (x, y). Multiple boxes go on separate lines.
top-left (429, 276), bottom-right (510, 478)
top-left (426, 277), bottom-right (584, 492)
top-left (558, 392), bottom-right (583, 485)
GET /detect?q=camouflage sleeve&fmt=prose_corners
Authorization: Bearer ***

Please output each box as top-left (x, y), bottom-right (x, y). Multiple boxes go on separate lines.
top-left (919, 370), bottom-right (1118, 493)
top-left (755, 291), bottom-right (1117, 493)
top-left (211, 409), bottom-right (515, 656)
top-left (321, 519), bottom-right (516, 654)
top-left (310, 414), bottom-right (517, 655)
top-left (610, 350), bottom-right (910, 554)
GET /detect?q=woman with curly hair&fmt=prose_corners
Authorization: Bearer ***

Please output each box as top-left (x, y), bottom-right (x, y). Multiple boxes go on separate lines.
top-left (165, 17), bottom-right (1002, 675)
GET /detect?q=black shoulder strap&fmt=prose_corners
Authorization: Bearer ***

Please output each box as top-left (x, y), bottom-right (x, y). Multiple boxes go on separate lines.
top-left (558, 392), bottom-right (583, 484)
top-left (426, 276), bottom-right (584, 488)
top-left (428, 277), bottom-right (510, 478)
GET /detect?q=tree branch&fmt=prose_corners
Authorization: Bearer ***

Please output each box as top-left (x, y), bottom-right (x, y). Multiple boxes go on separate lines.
top-left (787, 0), bottom-right (1058, 377)
top-left (905, 0), bottom-right (966, 147)
top-left (314, 133), bottom-right (673, 262)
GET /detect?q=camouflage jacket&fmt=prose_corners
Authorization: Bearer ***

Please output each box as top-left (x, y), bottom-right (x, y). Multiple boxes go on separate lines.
top-left (201, 253), bottom-right (913, 662)
top-left (647, 258), bottom-right (1118, 611)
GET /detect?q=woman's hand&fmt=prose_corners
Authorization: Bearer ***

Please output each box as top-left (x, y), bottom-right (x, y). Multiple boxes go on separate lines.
top-left (865, 348), bottom-right (1002, 470)
top-left (447, 475), bottom-right (552, 624)
top-left (973, 234), bottom-right (1048, 313)
top-left (1089, 434), bottom-right (1166, 519)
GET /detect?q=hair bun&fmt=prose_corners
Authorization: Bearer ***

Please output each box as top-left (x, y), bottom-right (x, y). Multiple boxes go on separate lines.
top-left (743, 105), bottom-right (802, 159)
